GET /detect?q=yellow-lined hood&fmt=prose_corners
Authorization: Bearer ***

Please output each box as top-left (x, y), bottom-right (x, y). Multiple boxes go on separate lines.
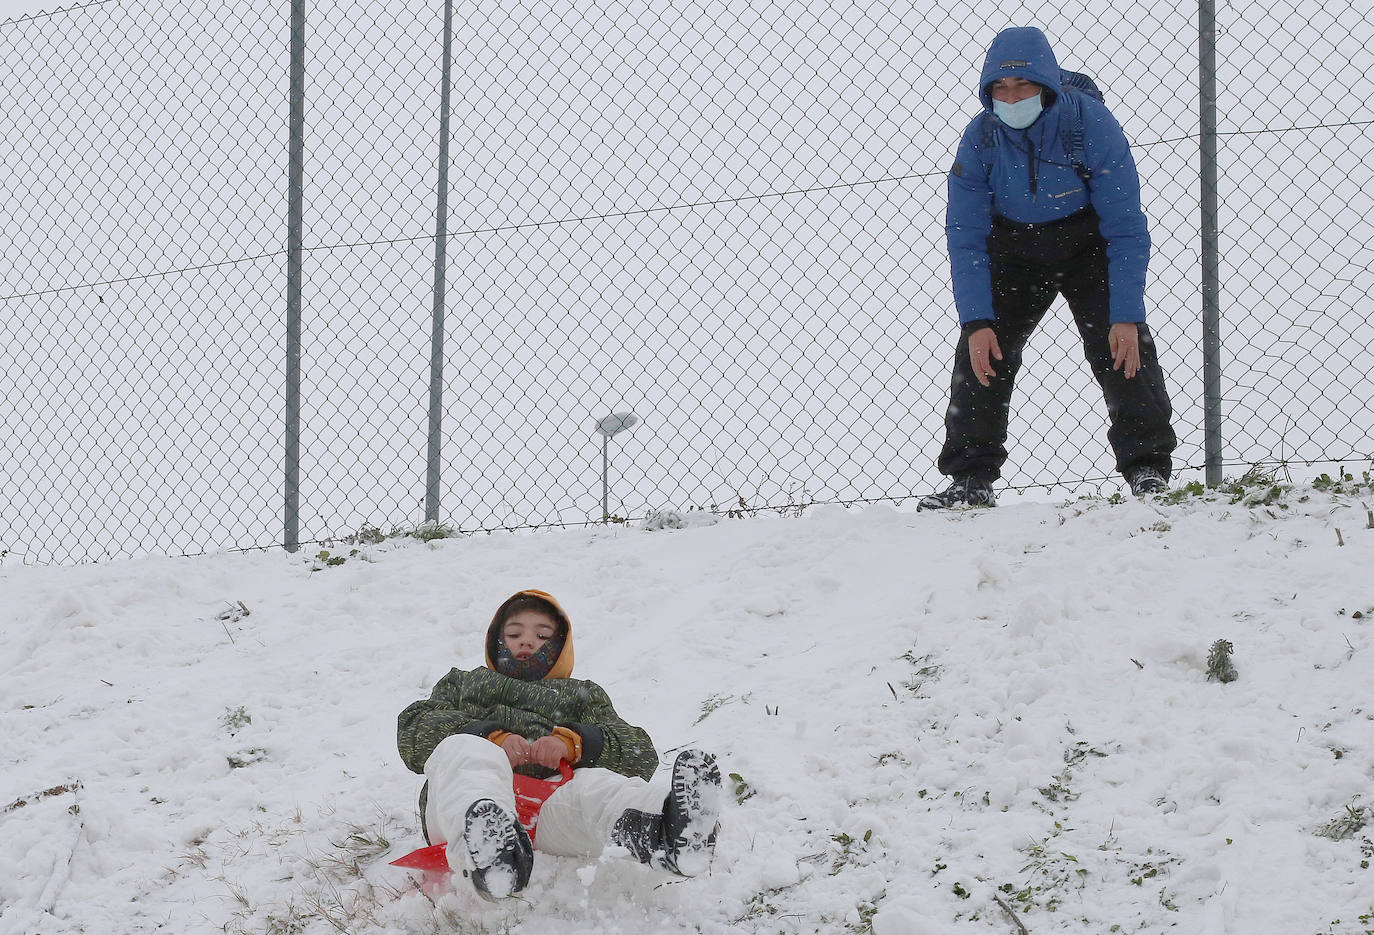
top-left (484, 588), bottom-right (575, 680)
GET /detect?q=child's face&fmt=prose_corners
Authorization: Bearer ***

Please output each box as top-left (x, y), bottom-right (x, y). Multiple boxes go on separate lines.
top-left (502, 609), bottom-right (558, 661)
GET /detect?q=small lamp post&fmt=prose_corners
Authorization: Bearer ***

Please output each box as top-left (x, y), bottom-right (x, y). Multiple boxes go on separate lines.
top-left (594, 411), bottom-right (639, 523)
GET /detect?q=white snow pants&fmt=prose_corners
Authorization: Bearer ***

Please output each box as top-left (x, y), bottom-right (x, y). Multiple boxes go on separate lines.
top-left (424, 734), bottom-right (666, 862)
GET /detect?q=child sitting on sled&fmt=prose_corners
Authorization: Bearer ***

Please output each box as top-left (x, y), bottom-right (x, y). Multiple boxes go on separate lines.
top-left (396, 589), bottom-right (722, 900)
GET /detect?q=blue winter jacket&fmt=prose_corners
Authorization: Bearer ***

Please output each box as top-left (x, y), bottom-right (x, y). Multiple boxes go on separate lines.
top-left (946, 27), bottom-right (1151, 326)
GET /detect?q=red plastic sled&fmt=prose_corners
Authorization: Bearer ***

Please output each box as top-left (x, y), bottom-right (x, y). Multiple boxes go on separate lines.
top-left (390, 761), bottom-right (574, 883)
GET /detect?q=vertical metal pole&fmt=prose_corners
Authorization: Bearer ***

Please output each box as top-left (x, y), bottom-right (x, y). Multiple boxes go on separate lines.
top-left (602, 436), bottom-right (609, 523)
top-left (425, 0), bottom-right (455, 524)
top-left (284, 0), bottom-right (305, 551)
top-left (1199, 0), bottom-right (1224, 486)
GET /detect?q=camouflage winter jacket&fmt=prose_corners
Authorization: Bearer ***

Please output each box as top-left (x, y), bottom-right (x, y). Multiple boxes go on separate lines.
top-left (397, 589), bottom-right (659, 783)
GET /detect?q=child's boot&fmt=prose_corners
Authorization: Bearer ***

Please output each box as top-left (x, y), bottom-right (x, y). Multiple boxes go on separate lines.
top-left (609, 749), bottom-right (721, 876)
top-left (662, 749), bottom-right (722, 876)
top-left (607, 809), bottom-right (666, 867)
top-left (463, 798), bottom-right (533, 900)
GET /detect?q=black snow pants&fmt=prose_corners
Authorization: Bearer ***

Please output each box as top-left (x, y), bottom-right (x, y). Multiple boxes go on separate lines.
top-left (937, 208), bottom-right (1177, 482)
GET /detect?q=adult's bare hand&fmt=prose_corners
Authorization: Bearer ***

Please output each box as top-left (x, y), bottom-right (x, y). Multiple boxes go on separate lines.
top-left (1109, 322), bottom-right (1141, 379)
top-left (968, 327), bottom-right (1002, 388)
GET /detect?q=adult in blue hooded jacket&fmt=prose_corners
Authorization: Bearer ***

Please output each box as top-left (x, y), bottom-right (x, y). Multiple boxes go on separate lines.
top-left (921, 27), bottom-right (1177, 509)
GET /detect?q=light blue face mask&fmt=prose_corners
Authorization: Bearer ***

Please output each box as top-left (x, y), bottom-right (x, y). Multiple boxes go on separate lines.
top-left (992, 92), bottom-right (1043, 130)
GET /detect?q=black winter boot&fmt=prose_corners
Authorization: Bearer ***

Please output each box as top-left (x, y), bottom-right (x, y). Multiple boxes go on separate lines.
top-left (662, 750), bottom-right (722, 875)
top-left (917, 475), bottom-right (997, 510)
top-left (1125, 466), bottom-right (1168, 497)
top-left (610, 808), bottom-right (666, 867)
top-left (610, 749), bottom-right (722, 876)
top-left (462, 799), bottom-right (533, 901)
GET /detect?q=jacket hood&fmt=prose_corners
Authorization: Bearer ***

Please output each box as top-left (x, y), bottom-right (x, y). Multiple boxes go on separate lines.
top-left (485, 588), bottom-right (575, 679)
top-left (978, 27), bottom-right (1062, 113)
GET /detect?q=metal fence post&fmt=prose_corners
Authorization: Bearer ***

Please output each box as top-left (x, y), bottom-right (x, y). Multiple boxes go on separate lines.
top-left (425, 0), bottom-right (455, 525)
top-left (284, 0), bottom-right (305, 550)
top-left (1199, 0), bottom-right (1224, 487)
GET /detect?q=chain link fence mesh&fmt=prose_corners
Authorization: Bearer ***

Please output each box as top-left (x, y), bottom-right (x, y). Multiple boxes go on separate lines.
top-left (1, 0), bottom-right (1370, 564)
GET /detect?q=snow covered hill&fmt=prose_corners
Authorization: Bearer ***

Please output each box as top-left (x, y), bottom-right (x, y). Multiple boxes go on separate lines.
top-left (3, 471), bottom-right (1373, 934)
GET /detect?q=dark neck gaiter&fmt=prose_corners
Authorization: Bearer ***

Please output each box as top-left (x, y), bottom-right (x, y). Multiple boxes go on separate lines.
top-left (493, 634), bottom-right (565, 681)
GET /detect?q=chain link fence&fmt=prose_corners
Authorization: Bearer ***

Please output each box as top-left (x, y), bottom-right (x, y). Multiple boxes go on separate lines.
top-left (1, 0), bottom-right (1370, 565)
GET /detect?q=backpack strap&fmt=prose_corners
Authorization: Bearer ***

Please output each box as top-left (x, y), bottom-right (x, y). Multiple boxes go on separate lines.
top-left (1058, 90), bottom-right (1092, 186)
top-left (978, 112), bottom-right (996, 178)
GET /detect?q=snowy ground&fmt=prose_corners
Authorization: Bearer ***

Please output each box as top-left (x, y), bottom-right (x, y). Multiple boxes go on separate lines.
top-left (3, 469), bottom-right (1373, 935)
